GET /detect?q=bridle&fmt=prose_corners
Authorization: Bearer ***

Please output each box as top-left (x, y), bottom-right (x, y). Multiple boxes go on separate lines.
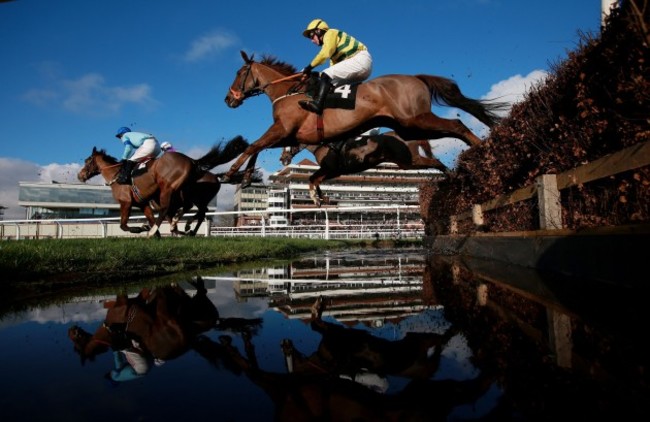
top-left (103, 303), bottom-right (138, 334)
top-left (229, 62), bottom-right (261, 101)
top-left (229, 61), bottom-right (303, 103)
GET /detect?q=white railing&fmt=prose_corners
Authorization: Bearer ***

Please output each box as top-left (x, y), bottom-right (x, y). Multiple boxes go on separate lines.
top-left (0, 205), bottom-right (423, 240)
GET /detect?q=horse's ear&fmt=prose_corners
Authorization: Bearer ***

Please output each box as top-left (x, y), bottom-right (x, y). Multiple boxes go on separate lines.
top-left (240, 50), bottom-right (253, 63)
top-left (92, 146), bottom-right (97, 153)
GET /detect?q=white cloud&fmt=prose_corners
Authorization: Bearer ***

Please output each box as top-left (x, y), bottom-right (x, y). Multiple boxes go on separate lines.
top-left (184, 30), bottom-right (238, 62)
top-left (22, 71), bottom-right (157, 116)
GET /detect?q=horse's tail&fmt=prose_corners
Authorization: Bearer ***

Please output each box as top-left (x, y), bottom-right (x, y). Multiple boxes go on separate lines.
top-left (195, 135), bottom-right (250, 171)
top-left (415, 74), bottom-right (507, 128)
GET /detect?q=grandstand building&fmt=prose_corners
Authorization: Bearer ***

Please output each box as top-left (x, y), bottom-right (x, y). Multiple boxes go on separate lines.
top-left (233, 158), bottom-right (443, 227)
top-left (15, 158), bottom-right (442, 226)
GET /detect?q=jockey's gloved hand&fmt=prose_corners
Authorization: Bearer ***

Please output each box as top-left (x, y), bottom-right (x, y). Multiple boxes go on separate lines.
top-left (301, 65), bottom-right (313, 76)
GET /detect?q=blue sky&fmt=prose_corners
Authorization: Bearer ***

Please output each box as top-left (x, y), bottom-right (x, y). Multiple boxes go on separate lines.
top-left (0, 0), bottom-right (603, 219)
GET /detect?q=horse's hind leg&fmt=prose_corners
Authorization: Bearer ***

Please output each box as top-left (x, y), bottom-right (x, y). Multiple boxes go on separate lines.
top-left (169, 208), bottom-right (185, 236)
top-left (405, 141), bottom-right (449, 173)
top-left (399, 113), bottom-right (482, 147)
top-left (186, 209), bottom-right (206, 236)
top-left (148, 189), bottom-right (175, 238)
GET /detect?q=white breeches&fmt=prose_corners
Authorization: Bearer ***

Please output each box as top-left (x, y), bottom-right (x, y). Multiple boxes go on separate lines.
top-left (131, 138), bottom-right (161, 162)
top-left (323, 50), bottom-right (373, 85)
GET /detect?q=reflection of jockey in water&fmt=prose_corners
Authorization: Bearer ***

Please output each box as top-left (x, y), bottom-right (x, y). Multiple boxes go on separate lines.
top-left (339, 369), bottom-right (389, 393)
top-left (106, 340), bottom-right (165, 383)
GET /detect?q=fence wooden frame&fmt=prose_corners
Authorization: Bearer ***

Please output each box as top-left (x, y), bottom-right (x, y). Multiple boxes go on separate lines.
top-left (450, 140), bottom-right (650, 233)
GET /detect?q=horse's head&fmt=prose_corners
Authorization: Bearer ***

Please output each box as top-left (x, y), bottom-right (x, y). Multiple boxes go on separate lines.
top-left (225, 51), bottom-right (259, 108)
top-left (68, 325), bottom-right (110, 364)
top-left (280, 145), bottom-right (302, 166)
top-left (78, 147), bottom-right (104, 182)
top-left (225, 51), bottom-right (298, 108)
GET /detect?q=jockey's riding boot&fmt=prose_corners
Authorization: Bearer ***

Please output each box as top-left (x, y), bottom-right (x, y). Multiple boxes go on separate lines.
top-left (115, 160), bottom-right (136, 184)
top-left (299, 73), bottom-right (332, 114)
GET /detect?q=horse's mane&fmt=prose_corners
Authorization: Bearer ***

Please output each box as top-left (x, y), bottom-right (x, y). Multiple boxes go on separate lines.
top-left (95, 148), bottom-right (119, 164)
top-left (260, 55), bottom-right (297, 75)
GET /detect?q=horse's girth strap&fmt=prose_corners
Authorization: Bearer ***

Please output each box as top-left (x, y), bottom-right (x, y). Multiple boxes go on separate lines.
top-left (317, 116), bottom-right (324, 143)
top-left (131, 184), bottom-right (145, 203)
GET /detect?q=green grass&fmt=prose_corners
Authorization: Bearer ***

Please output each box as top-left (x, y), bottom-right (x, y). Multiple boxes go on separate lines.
top-left (0, 236), bottom-right (423, 321)
top-left (0, 236), bottom-right (419, 284)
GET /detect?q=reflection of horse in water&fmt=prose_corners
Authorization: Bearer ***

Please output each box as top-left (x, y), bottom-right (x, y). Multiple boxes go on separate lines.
top-left (198, 296), bottom-right (496, 421)
top-left (282, 296), bottom-right (456, 382)
top-left (280, 131), bottom-right (448, 207)
top-left (68, 279), bottom-right (220, 363)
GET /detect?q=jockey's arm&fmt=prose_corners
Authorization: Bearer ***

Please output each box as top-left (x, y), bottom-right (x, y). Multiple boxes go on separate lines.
top-left (309, 30), bottom-right (338, 68)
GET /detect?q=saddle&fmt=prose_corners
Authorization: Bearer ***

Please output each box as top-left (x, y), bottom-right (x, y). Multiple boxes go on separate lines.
top-left (305, 75), bottom-right (360, 110)
top-left (132, 157), bottom-right (155, 178)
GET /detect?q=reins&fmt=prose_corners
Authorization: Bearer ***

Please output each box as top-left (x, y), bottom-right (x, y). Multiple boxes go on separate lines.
top-left (260, 72), bottom-right (302, 90)
top-left (231, 62), bottom-right (304, 102)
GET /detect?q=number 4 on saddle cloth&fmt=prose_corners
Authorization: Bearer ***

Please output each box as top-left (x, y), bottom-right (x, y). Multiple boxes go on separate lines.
top-left (304, 76), bottom-right (359, 110)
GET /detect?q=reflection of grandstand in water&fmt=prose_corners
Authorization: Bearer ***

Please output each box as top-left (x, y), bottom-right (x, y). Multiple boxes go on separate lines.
top-left (206, 253), bottom-right (431, 324)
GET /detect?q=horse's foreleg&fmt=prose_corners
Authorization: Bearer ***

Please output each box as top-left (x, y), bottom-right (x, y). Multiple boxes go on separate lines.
top-left (308, 183), bottom-right (321, 207)
top-left (239, 152), bottom-right (258, 188)
top-left (119, 202), bottom-right (144, 233)
top-left (148, 190), bottom-right (174, 238)
top-left (406, 141), bottom-right (449, 173)
top-left (224, 125), bottom-right (286, 180)
top-left (142, 206), bottom-right (156, 231)
top-left (309, 172), bottom-right (328, 207)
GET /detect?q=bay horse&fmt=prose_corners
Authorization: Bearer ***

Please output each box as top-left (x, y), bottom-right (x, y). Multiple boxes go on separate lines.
top-left (68, 279), bottom-right (220, 364)
top-left (280, 131), bottom-right (449, 206)
top-left (77, 136), bottom-right (249, 237)
top-left (223, 50), bottom-right (505, 183)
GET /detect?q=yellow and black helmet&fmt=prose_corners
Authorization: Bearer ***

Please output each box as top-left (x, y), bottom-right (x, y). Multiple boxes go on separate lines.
top-left (303, 19), bottom-right (329, 38)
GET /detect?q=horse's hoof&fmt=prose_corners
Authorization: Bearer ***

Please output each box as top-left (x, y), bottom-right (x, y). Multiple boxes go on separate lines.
top-left (220, 174), bottom-right (231, 183)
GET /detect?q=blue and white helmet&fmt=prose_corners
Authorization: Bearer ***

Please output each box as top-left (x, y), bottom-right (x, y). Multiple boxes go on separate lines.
top-left (115, 126), bottom-right (131, 138)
